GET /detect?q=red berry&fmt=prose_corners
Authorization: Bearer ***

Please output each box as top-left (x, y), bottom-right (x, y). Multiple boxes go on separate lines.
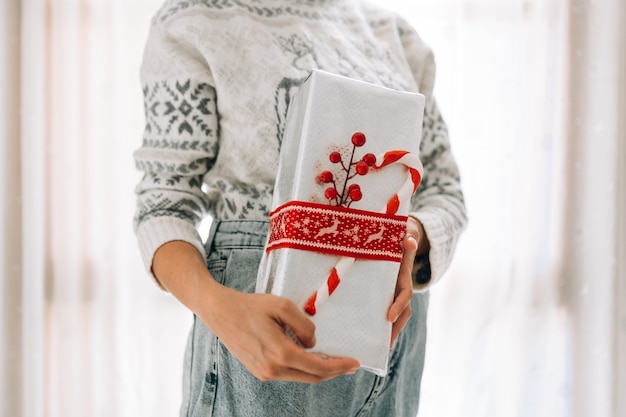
top-left (351, 132), bottom-right (366, 147)
top-left (355, 161), bottom-right (369, 175)
top-left (325, 187), bottom-right (338, 200)
top-left (350, 188), bottom-right (363, 201)
top-left (329, 152), bottom-right (342, 163)
top-left (348, 183), bottom-right (361, 193)
top-left (318, 171), bottom-right (334, 183)
top-left (362, 153), bottom-right (376, 166)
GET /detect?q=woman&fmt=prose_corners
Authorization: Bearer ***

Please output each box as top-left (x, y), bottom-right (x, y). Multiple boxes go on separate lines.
top-left (133, 0), bottom-right (467, 415)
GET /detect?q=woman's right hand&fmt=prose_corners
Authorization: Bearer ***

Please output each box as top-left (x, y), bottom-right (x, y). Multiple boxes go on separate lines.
top-left (152, 240), bottom-right (360, 384)
top-left (201, 286), bottom-right (360, 383)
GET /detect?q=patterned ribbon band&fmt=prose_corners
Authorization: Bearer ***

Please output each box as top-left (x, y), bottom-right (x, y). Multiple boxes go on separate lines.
top-left (267, 200), bottom-right (408, 262)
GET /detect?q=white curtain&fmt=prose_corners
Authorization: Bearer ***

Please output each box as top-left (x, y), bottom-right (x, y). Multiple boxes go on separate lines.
top-left (392, 1), bottom-right (571, 415)
top-left (1, 0), bottom-right (624, 416)
top-left (1, 1), bottom-right (190, 416)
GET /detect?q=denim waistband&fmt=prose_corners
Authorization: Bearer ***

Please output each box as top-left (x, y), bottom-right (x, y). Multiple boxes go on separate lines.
top-left (206, 219), bottom-right (270, 251)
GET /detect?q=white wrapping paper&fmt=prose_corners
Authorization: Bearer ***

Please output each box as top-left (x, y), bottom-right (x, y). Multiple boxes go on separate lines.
top-left (256, 70), bottom-right (425, 375)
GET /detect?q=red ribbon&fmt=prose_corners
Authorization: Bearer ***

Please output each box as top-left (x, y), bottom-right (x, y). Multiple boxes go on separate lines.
top-left (267, 201), bottom-right (407, 262)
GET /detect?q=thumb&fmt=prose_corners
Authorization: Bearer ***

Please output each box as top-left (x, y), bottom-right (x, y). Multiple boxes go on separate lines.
top-left (403, 234), bottom-right (418, 250)
top-left (402, 216), bottom-right (420, 259)
top-left (402, 233), bottom-right (418, 261)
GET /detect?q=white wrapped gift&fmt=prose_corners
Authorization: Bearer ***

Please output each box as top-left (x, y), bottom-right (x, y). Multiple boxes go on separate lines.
top-left (256, 70), bottom-right (425, 376)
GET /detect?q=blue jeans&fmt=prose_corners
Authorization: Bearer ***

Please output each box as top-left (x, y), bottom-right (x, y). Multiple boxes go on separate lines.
top-left (180, 220), bottom-right (429, 417)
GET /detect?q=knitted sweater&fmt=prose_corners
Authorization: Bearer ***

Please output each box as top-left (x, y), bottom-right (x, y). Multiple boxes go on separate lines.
top-left (133, 0), bottom-right (467, 290)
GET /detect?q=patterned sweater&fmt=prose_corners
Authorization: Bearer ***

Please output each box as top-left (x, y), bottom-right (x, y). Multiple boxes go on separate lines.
top-left (133, 0), bottom-right (467, 290)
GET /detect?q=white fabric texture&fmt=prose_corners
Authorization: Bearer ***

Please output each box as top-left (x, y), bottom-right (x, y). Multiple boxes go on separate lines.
top-left (256, 70), bottom-right (425, 374)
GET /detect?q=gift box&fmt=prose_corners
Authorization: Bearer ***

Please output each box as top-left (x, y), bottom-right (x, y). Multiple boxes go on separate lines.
top-left (256, 70), bottom-right (425, 376)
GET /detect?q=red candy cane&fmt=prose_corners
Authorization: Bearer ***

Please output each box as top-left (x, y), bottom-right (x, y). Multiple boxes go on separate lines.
top-left (303, 150), bottom-right (422, 316)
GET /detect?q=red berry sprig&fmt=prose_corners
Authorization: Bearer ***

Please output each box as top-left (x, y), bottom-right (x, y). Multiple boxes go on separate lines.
top-left (318, 132), bottom-right (376, 207)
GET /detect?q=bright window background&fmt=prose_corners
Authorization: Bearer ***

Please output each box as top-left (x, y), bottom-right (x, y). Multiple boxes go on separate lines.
top-left (372, 1), bottom-right (571, 416)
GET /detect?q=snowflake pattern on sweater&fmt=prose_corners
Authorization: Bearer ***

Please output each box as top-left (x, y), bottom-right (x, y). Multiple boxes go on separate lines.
top-left (133, 0), bottom-right (467, 289)
top-left (144, 80), bottom-right (216, 136)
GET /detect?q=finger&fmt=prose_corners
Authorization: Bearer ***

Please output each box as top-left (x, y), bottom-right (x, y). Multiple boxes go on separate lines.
top-left (255, 365), bottom-right (338, 384)
top-left (271, 296), bottom-right (317, 348)
top-left (287, 347), bottom-right (360, 379)
top-left (404, 216), bottom-right (420, 250)
top-left (388, 284), bottom-right (412, 323)
top-left (257, 355), bottom-right (359, 384)
top-left (390, 305), bottom-right (411, 348)
top-left (387, 237), bottom-right (415, 322)
top-left (402, 233), bottom-right (418, 252)
top-left (400, 235), bottom-right (418, 277)
top-left (260, 334), bottom-right (360, 382)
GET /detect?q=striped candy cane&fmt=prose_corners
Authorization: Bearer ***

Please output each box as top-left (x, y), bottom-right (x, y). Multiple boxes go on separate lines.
top-left (303, 150), bottom-right (422, 316)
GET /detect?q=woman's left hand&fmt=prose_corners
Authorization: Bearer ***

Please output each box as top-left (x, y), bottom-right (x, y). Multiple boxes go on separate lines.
top-left (387, 216), bottom-right (428, 348)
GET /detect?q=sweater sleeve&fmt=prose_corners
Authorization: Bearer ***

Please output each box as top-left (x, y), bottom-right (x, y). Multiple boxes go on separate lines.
top-left (133, 17), bottom-right (219, 284)
top-left (410, 97), bottom-right (467, 291)
top-left (397, 19), bottom-right (468, 291)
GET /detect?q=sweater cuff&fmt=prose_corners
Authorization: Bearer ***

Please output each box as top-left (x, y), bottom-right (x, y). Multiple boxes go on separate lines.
top-left (135, 216), bottom-right (207, 287)
top-left (409, 209), bottom-right (453, 292)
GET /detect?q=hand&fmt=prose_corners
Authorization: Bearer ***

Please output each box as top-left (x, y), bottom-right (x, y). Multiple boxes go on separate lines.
top-left (152, 240), bottom-right (360, 384)
top-left (200, 287), bottom-right (361, 384)
top-left (387, 216), bottom-right (428, 348)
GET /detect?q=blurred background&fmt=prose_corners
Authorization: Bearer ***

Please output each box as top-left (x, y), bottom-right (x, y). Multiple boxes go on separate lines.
top-left (1, 0), bottom-right (624, 416)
